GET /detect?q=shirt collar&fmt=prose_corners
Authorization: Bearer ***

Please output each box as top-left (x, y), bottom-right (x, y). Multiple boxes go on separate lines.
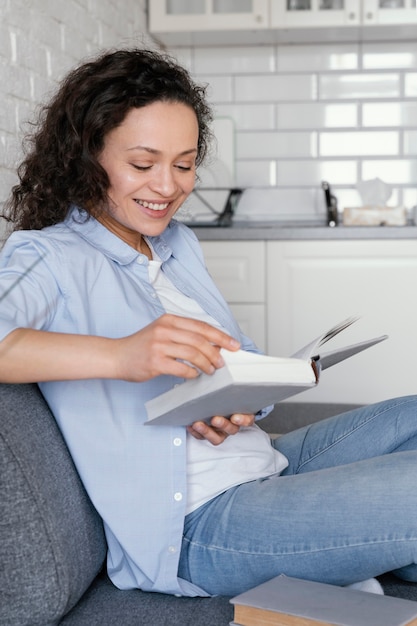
top-left (64, 206), bottom-right (173, 265)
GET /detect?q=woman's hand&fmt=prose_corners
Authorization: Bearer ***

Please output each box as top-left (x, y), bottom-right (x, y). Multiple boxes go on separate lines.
top-left (187, 413), bottom-right (256, 446)
top-left (115, 313), bottom-right (240, 382)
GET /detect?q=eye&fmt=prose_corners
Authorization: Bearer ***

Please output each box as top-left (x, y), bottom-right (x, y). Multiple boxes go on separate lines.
top-left (132, 163), bottom-right (152, 171)
top-left (175, 160), bottom-right (196, 172)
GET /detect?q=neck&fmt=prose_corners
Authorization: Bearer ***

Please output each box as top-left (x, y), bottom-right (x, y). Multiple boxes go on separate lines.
top-left (96, 211), bottom-right (152, 259)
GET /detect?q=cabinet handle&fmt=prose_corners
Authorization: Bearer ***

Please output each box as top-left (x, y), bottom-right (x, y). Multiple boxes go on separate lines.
top-left (366, 11), bottom-right (373, 19)
top-left (255, 14), bottom-right (263, 22)
top-left (348, 11), bottom-right (356, 19)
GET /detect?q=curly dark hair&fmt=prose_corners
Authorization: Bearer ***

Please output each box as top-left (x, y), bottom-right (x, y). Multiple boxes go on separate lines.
top-left (3, 48), bottom-right (213, 231)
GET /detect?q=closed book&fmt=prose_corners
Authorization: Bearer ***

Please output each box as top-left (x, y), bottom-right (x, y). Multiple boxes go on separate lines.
top-left (144, 317), bottom-right (387, 427)
top-left (230, 574), bottom-right (417, 626)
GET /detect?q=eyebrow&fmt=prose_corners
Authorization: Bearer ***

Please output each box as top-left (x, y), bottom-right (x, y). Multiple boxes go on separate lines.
top-left (127, 145), bottom-right (198, 156)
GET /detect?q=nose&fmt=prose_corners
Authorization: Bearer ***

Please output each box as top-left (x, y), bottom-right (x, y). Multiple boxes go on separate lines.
top-left (149, 166), bottom-right (178, 197)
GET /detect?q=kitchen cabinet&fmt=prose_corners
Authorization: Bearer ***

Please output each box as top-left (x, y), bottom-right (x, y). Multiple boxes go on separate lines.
top-left (199, 237), bottom-right (417, 405)
top-left (148, 0), bottom-right (417, 44)
top-left (267, 240), bottom-right (417, 405)
top-left (148, 1), bottom-right (269, 40)
top-left (270, 0), bottom-right (417, 28)
top-left (200, 240), bottom-right (267, 352)
top-left (363, 0), bottom-right (417, 25)
top-left (271, 0), bottom-right (360, 27)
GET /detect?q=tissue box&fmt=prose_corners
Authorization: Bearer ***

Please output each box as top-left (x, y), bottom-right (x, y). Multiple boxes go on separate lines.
top-left (343, 205), bottom-right (406, 226)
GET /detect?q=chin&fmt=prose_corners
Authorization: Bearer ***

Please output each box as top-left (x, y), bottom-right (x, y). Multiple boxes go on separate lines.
top-left (142, 220), bottom-right (172, 237)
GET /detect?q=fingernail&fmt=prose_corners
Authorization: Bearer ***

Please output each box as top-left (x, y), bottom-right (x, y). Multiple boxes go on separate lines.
top-left (229, 338), bottom-right (240, 348)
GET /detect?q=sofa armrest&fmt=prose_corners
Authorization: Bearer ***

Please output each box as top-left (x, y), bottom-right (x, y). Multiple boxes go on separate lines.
top-left (0, 383), bottom-right (107, 626)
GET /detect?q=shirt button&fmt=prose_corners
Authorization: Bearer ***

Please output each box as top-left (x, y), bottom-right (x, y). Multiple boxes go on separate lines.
top-left (168, 546), bottom-right (177, 553)
top-left (173, 437), bottom-right (182, 446)
top-left (151, 292), bottom-right (158, 299)
top-left (137, 257), bottom-right (144, 264)
top-left (174, 492), bottom-right (183, 502)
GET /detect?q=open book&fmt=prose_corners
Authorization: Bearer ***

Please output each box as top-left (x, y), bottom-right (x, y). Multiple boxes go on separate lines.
top-left (144, 317), bottom-right (387, 427)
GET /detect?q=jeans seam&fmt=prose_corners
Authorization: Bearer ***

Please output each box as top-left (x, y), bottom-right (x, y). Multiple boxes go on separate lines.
top-left (182, 535), bottom-right (417, 558)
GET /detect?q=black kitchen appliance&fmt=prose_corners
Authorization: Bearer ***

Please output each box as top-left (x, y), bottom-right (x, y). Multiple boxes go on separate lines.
top-left (322, 181), bottom-right (339, 227)
top-left (184, 187), bottom-right (243, 227)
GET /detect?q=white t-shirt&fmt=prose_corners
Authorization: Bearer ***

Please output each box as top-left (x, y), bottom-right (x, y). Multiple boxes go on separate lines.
top-left (147, 253), bottom-right (288, 514)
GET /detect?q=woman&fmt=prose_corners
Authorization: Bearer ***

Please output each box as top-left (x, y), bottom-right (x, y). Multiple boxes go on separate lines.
top-left (0, 48), bottom-right (416, 598)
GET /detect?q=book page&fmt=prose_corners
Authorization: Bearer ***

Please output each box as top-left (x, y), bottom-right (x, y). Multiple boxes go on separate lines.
top-left (291, 316), bottom-right (359, 360)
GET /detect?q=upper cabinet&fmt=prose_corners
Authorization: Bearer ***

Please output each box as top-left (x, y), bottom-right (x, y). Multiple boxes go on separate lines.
top-left (271, 0), bottom-right (417, 28)
top-left (364, 0), bottom-right (417, 25)
top-left (148, 0), bottom-right (417, 44)
top-left (271, 0), bottom-right (360, 27)
top-left (148, 0), bottom-right (269, 32)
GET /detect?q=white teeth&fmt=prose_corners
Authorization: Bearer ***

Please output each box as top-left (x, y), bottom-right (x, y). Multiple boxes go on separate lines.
top-left (137, 200), bottom-right (169, 211)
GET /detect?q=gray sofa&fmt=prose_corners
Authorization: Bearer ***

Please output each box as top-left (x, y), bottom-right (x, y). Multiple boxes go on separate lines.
top-left (1, 383), bottom-right (416, 625)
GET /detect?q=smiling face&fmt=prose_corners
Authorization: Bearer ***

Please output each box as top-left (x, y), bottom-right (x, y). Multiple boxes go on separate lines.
top-left (97, 100), bottom-right (199, 250)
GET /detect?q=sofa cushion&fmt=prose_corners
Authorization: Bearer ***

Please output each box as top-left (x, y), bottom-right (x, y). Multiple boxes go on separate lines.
top-left (60, 570), bottom-right (234, 626)
top-left (0, 383), bottom-right (107, 626)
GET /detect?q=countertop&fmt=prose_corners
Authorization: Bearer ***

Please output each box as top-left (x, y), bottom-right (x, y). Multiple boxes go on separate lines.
top-left (189, 221), bottom-right (417, 241)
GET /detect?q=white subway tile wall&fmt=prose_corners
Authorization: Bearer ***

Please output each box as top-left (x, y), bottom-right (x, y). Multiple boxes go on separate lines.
top-left (235, 74), bottom-right (318, 102)
top-left (277, 44), bottom-right (358, 72)
top-left (405, 73), bottom-right (417, 97)
top-left (276, 103), bottom-right (358, 129)
top-left (0, 0), bottom-right (150, 220)
top-left (362, 102), bottom-right (417, 127)
top-left (319, 131), bottom-right (399, 156)
top-left (237, 131), bottom-right (318, 159)
top-left (174, 40), bottom-right (417, 219)
top-left (194, 45), bottom-right (276, 74)
top-left (362, 42), bottom-right (417, 70)
top-left (405, 131), bottom-right (417, 155)
top-left (319, 74), bottom-right (401, 100)
top-left (1, 7), bottom-right (416, 224)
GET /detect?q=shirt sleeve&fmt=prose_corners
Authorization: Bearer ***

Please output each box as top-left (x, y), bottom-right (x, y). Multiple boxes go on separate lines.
top-left (0, 234), bottom-right (61, 342)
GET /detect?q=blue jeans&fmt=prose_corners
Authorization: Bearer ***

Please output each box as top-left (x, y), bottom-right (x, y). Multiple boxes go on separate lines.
top-left (178, 396), bottom-right (417, 596)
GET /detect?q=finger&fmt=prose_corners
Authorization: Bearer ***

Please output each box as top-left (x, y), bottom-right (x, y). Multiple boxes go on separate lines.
top-left (211, 415), bottom-right (240, 436)
top-left (186, 424), bottom-right (205, 440)
top-left (145, 317), bottom-right (227, 375)
top-left (230, 413), bottom-right (256, 428)
top-left (160, 314), bottom-right (240, 353)
top-left (164, 341), bottom-right (225, 375)
top-left (188, 420), bottom-right (228, 446)
top-left (138, 322), bottom-right (225, 377)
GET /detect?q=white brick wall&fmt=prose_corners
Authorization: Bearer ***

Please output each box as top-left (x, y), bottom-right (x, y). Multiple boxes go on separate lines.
top-left (0, 0), bottom-right (152, 214)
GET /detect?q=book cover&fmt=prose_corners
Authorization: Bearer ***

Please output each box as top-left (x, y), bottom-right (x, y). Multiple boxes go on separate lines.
top-left (230, 574), bottom-right (417, 626)
top-left (145, 350), bottom-right (318, 426)
top-left (144, 318), bottom-right (387, 427)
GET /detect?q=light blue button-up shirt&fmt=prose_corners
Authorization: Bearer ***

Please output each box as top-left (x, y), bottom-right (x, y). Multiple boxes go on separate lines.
top-left (0, 207), bottom-right (266, 596)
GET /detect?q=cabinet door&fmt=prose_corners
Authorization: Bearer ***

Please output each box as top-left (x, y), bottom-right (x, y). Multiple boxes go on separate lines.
top-left (200, 241), bottom-right (266, 351)
top-left (267, 240), bottom-right (417, 405)
top-left (362, 0), bottom-right (417, 24)
top-left (270, 0), bottom-right (360, 26)
top-left (148, 0), bottom-right (269, 32)
top-left (200, 241), bottom-right (265, 303)
top-left (229, 304), bottom-right (266, 351)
